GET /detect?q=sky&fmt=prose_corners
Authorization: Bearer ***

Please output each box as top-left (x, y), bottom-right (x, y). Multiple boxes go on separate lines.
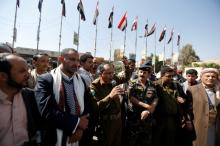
top-left (0, 0), bottom-right (220, 62)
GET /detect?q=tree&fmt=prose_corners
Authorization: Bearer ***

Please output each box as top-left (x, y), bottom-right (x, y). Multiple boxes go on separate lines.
top-left (149, 53), bottom-right (163, 73)
top-left (178, 44), bottom-right (200, 66)
top-left (193, 63), bottom-right (220, 68)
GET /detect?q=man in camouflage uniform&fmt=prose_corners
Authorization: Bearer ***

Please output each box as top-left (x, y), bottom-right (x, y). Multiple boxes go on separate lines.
top-left (90, 62), bottom-right (131, 146)
top-left (126, 63), bottom-right (158, 146)
top-left (153, 66), bottom-right (193, 146)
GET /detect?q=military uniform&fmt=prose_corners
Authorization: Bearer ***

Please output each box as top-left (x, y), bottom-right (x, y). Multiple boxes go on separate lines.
top-left (153, 79), bottom-right (192, 146)
top-left (126, 79), bottom-right (157, 146)
top-left (90, 71), bottom-right (131, 146)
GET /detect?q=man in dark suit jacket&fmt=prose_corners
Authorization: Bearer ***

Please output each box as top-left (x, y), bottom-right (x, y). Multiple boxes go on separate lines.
top-left (35, 48), bottom-right (91, 146)
top-left (0, 53), bottom-right (43, 146)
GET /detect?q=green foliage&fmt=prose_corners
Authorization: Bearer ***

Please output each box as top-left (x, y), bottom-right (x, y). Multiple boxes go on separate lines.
top-left (193, 63), bottom-right (200, 67)
top-left (150, 55), bottom-right (163, 73)
top-left (179, 44), bottom-right (200, 66)
top-left (199, 63), bottom-right (220, 68)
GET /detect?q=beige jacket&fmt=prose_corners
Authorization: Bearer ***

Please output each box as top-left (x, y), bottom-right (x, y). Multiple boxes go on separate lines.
top-left (188, 84), bottom-right (220, 146)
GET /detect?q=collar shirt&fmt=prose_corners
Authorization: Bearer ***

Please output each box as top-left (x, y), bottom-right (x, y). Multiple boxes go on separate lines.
top-left (205, 88), bottom-right (216, 110)
top-left (0, 90), bottom-right (28, 146)
top-left (78, 67), bottom-right (93, 88)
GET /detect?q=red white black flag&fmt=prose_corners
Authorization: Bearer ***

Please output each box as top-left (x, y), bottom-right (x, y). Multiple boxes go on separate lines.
top-left (77, 0), bottom-right (86, 21)
top-left (108, 6), bottom-right (114, 28)
top-left (118, 12), bottom-right (127, 31)
top-left (17, 0), bottom-right (20, 7)
top-left (167, 28), bottom-right (174, 44)
top-left (131, 16), bottom-right (138, 31)
top-left (93, 1), bottom-right (99, 25)
top-left (159, 27), bottom-right (166, 42)
top-left (61, 0), bottom-right (66, 17)
top-left (38, 0), bottom-right (43, 12)
top-left (145, 23), bottom-right (156, 37)
top-left (177, 34), bottom-right (180, 46)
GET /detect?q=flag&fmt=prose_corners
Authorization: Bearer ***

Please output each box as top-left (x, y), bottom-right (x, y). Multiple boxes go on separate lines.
top-left (93, 1), bottom-right (99, 25)
top-left (177, 34), bottom-right (180, 46)
top-left (145, 23), bottom-right (156, 37)
top-left (77, 0), bottom-right (86, 21)
top-left (38, 0), bottom-right (43, 12)
top-left (118, 12), bottom-right (127, 31)
top-left (131, 16), bottom-right (138, 31)
top-left (144, 24), bottom-right (148, 34)
top-left (17, 0), bottom-right (20, 7)
top-left (108, 7), bottom-right (114, 28)
top-left (61, 0), bottom-right (66, 17)
top-left (159, 27), bottom-right (166, 42)
top-left (167, 29), bottom-right (174, 44)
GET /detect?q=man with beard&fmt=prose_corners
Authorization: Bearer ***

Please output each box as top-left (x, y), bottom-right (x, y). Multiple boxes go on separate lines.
top-left (28, 53), bottom-right (49, 89)
top-left (35, 48), bottom-right (90, 146)
top-left (126, 63), bottom-right (158, 146)
top-left (0, 53), bottom-right (43, 146)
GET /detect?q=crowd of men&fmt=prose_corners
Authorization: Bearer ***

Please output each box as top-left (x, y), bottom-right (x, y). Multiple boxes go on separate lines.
top-left (0, 42), bottom-right (220, 146)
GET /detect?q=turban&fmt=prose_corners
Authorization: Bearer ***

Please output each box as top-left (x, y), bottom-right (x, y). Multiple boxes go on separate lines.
top-left (200, 68), bottom-right (219, 77)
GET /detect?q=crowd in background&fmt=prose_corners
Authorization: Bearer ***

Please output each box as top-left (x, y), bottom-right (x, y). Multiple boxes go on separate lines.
top-left (0, 42), bottom-right (220, 146)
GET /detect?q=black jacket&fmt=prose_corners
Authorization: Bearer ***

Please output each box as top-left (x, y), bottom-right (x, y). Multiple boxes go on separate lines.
top-left (34, 73), bottom-right (91, 146)
top-left (21, 88), bottom-right (43, 146)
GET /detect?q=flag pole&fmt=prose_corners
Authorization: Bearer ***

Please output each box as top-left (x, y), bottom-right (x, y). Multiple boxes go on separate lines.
top-left (58, 16), bottom-right (63, 55)
top-left (94, 17), bottom-right (98, 57)
top-left (154, 26), bottom-right (157, 74)
top-left (171, 33), bottom-right (174, 65)
top-left (77, 11), bottom-right (81, 52)
top-left (135, 26), bottom-right (138, 61)
top-left (177, 35), bottom-right (181, 66)
top-left (12, 1), bottom-right (18, 48)
top-left (163, 27), bottom-right (166, 65)
top-left (123, 28), bottom-right (126, 56)
top-left (37, 9), bottom-right (42, 53)
top-left (109, 21), bottom-right (113, 61)
top-left (145, 20), bottom-right (148, 60)
top-left (145, 35), bottom-right (148, 60)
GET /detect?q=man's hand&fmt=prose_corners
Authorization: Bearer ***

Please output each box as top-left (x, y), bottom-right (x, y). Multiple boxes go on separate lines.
top-left (109, 86), bottom-right (125, 99)
top-left (68, 128), bottom-right (83, 144)
top-left (184, 120), bottom-right (193, 130)
top-left (141, 110), bottom-right (150, 120)
top-left (78, 114), bottom-right (89, 130)
top-left (177, 96), bottom-right (185, 104)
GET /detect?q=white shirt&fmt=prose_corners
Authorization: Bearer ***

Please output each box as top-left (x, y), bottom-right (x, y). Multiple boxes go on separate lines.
top-left (78, 67), bottom-right (94, 88)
